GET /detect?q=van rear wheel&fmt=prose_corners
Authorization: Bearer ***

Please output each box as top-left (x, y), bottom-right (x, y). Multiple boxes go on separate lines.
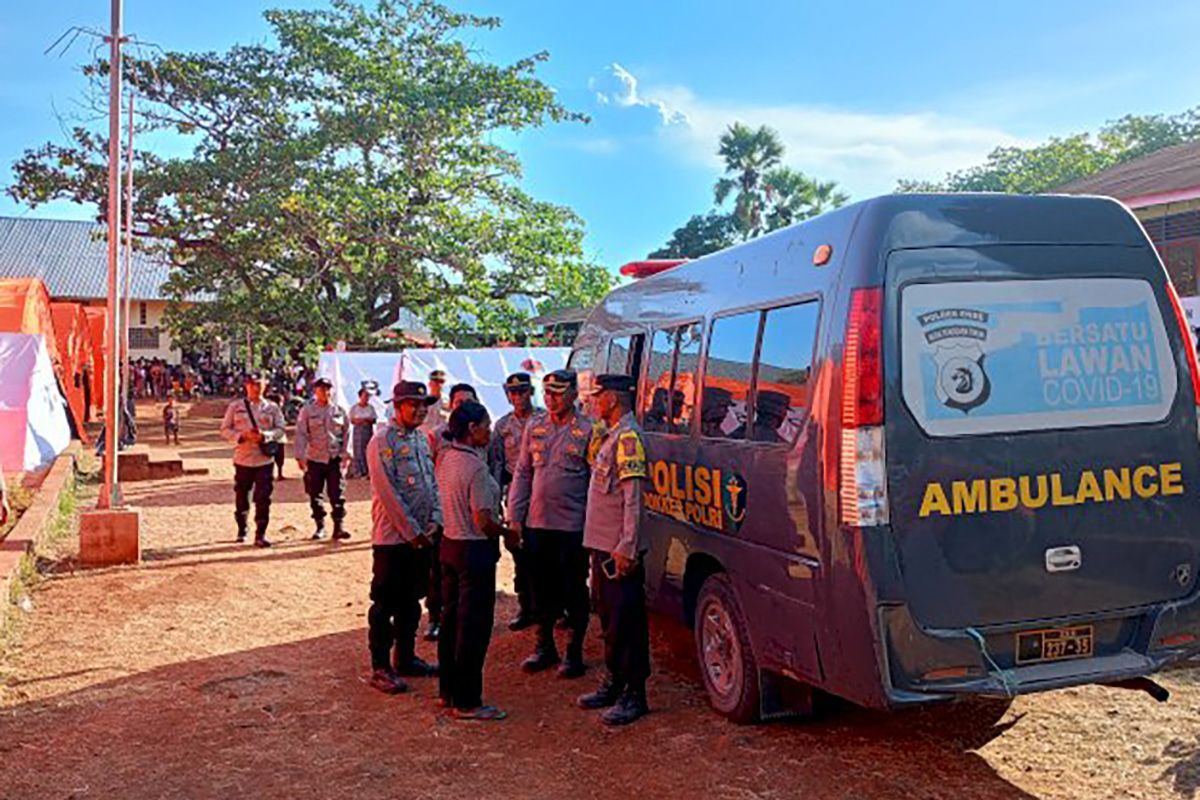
top-left (694, 573), bottom-right (760, 723)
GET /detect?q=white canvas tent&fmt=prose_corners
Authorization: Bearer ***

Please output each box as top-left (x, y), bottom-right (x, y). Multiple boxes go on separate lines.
top-left (0, 333), bottom-right (72, 472)
top-left (317, 346), bottom-right (570, 424)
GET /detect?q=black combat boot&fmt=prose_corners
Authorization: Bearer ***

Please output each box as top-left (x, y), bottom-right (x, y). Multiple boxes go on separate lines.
top-left (254, 524), bottom-right (272, 548)
top-left (577, 677), bottom-right (622, 710)
top-left (332, 522), bottom-right (350, 541)
top-left (508, 610), bottom-right (534, 631)
top-left (394, 655), bottom-right (438, 678)
top-left (558, 644), bottom-right (586, 679)
top-left (311, 520), bottom-right (328, 540)
top-left (235, 513), bottom-right (248, 543)
top-left (600, 687), bottom-right (649, 726)
top-left (522, 644), bottom-right (561, 674)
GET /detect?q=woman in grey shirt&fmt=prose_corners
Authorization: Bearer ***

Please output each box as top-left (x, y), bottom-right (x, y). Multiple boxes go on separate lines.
top-left (435, 400), bottom-right (515, 720)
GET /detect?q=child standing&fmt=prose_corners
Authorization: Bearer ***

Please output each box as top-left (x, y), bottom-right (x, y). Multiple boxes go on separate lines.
top-left (163, 396), bottom-right (181, 445)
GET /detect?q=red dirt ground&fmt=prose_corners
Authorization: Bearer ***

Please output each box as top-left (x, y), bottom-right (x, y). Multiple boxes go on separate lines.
top-left (1, 402), bottom-right (1198, 799)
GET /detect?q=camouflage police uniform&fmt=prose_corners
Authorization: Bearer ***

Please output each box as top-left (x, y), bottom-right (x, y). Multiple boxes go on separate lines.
top-left (507, 370), bottom-right (594, 675)
top-left (578, 374), bottom-right (651, 724)
top-left (366, 381), bottom-right (443, 688)
top-left (294, 385), bottom-right (351, 539)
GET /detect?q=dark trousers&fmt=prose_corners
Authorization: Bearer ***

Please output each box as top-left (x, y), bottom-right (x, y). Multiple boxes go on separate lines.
top-left (527, 529), bottom-right (590, 658)
top-left (426, 537), bottom-right (443, 625)
top-left (592, 552), bottom-right (650, 694)
top-left (233, 463), bottom-right (274, 538)
top-left (368, 544), bottom-right (430, 670)
top-left (438, 538), bottom-right (499, 710)
top-left (303, 459), bottom-right (346, 526)
top-left (274, 445), bottom-right (285, 477)
top-left (507, 537), bottom-right (533, 615)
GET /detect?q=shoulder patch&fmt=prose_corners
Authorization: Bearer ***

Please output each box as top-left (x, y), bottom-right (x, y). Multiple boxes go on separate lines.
top-left (615, 430), bottom-right (647, 480)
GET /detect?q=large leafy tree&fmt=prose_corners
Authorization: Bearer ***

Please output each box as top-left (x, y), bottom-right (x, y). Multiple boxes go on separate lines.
top-left (9, 0), bottom-right (612, 356)
top-left (648, 212), bottom-right (739, 259)
top-left (897, 106), bottom-right (1200, 194)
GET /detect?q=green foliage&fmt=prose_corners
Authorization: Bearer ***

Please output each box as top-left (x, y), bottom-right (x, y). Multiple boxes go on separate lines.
top-left (9, 0), bottom-right (612, 355)
top-left (648, 212), bottom-right (739, 259)
top-left (898, 106), bottom-right (1200, 194)
top-left (649, 123), bottom-right (848, 258)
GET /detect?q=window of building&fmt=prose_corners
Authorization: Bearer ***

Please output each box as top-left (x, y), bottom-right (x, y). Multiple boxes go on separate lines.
top-left (701, 312), bottom-right (760, 440)
top-left (129, 327), bottom-right (160, 350)
top-left (139, 302), bottom-right (148, 326)
top-left (1166, 243), bottom-right (1199, 296)
top-left (753, 302), bottom-right (820, 443)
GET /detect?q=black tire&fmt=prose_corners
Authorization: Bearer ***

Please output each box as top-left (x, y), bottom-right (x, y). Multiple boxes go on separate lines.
top-left (694, 572), bottom-right (760, 723)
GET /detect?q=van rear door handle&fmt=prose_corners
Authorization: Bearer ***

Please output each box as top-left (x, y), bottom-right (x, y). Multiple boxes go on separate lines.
top-left (1045, 545), bottom-right (1082, 573)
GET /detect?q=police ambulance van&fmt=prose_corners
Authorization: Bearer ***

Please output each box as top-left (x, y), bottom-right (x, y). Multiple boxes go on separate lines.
top-left (570, 193), bottom-right (1200, 722)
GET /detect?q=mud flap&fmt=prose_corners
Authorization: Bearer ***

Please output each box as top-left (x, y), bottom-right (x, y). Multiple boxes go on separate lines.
top-left (759, 669), bottom-right (814, 721)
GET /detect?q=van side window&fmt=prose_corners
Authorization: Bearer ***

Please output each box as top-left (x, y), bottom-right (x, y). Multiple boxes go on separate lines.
top-left (753, 302), bottom-right (820, 444)
top-left (673, 322), bottom-right (702, 433)
top-left (568, 346), bottom-right (594, 372)
top-left (702, 312), bottom-right (760, 440)
top-left (608, 337), bottom-right (630, 374)
top-left (642, 329), bottom-right (675, 431)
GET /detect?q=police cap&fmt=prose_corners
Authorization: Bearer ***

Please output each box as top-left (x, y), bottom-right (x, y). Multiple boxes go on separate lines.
top-left (543, 369), bottom-right (578, 394)
top-left (387, 380), bottom-right (438, 405)
top-left (313, 376), bottom-right (334, 389)
top-left (756, 389), bottom-right (791, 415)
top-left (429, 369), bottom-right (447, 383)
top-left (243, 371), bottom-right (266, 384)
top-left (504, 372), bottom-right (533, 391)
top-left (592, 373), bottom-right (638, 395)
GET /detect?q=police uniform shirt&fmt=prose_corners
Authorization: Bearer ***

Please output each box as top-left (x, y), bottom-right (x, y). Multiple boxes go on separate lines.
top-left (293, 400), bottom-right (350, 464)
top-left (488, 409), bottom-right (539, 487)
top-left (583, 411), bottom-right (647, 559)
top-left (437, 442), bottom-right (500, 542)
top-left (366, 419), bottom-right (443, 546)
top-left (507, 409), bottom-right (595, 532)
top-left (220, 397), bottom-right (286, 468)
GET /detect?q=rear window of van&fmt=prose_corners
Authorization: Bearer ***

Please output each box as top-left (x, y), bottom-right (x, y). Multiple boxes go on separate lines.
top-left (899, 278), bottom-right (1178, 436)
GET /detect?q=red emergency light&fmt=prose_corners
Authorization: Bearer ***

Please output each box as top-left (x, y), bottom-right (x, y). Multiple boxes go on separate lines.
top-left (619, 259), bottom-right (687, 279)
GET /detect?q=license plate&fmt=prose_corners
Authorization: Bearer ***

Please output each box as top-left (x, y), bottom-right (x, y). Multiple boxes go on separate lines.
top-left (1015, 625), bottom-right (1094, 665)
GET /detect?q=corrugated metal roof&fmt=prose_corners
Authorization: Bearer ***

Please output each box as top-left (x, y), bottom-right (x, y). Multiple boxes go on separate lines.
top-left (1056, 141), bottom-right (1200, 202)
top-left (0, 216), bottom-right (176, 301)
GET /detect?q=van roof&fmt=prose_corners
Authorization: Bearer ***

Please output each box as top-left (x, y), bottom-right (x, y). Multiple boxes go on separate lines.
top-left (584, 194), bottom-right (1148, 334)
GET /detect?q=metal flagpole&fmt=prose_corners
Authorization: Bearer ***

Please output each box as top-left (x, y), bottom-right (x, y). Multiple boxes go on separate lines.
top-left (99, 0), bottom-right (123, 510)
top-left (122, 91), bottom-right (134, 410)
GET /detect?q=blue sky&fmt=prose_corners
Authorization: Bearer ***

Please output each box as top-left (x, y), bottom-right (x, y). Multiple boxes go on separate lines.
top-left (2, 1), bottom-right (1199, 270)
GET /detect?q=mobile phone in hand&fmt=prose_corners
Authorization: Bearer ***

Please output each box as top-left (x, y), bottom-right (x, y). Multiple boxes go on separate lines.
top-left (601, 556), bottom-right (618, 580)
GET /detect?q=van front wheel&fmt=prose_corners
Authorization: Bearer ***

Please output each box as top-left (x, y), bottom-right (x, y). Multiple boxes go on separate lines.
top-left (694, 573), bottom-right (760, 723)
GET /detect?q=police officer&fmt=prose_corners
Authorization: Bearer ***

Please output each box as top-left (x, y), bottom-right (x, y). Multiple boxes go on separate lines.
top-left (488, 372), bottom-right (539, 630)
top-left (365, 380), bottom-right (442, 694)
top-left (220, 373), bottom-right (286, 547)
top-left (294, 376), bottom-right (352, 541)
top-left (732, 389), bottom-right (790, 443)
top-left (428, 369), bottom-right (451, 425)
top-left (577, 373), bottom-right (651, 726)
top-left (700, 386), bottom-right (734, 438)
top-left (508, 369), bottom-right (594, 679)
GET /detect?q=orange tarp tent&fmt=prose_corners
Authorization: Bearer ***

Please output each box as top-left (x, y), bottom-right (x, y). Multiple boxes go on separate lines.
top-left (0, 278), bottom-right (60, 369)
top-left (84, 307), bottom-right (108, 413)
top-left (50, 302), bottom-right (94, 440)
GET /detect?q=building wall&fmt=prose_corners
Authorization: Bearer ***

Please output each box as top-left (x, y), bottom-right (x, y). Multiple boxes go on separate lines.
top-left (78, 298), bottom-right (182, 364)
top-left (1135, 200), bottom-right (1200, 297)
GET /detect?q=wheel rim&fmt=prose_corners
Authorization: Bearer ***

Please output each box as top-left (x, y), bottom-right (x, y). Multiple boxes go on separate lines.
top-left (700, 596), bottom-right (742, 700)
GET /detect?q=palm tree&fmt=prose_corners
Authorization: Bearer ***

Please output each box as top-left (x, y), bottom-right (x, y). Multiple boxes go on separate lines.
top-left (763, 167), bottom-right (850, 231)
top-left (713, 123), bottom-right (785, 238)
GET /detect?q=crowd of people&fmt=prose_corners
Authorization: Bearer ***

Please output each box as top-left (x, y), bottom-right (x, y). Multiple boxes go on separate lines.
top-left (218, 367), bottom-right (652, 726)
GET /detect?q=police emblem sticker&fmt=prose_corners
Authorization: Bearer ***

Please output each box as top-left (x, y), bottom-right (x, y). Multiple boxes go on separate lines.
top-left (920, 309), bottom-right (992, 414)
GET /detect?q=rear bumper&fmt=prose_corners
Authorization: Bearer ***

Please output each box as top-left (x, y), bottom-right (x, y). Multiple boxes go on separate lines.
top-left (878, 597), bottom-right (1200, 705)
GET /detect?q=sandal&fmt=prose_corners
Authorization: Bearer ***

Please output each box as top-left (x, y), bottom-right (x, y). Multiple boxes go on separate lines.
top-left (452, 705), bottom-right (507, 721)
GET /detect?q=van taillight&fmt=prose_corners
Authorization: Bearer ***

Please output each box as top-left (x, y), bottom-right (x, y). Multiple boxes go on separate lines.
top-left (841, 287), bottom-right (889, 527)
top-left (1165, 279), bottom-right (1200, 408)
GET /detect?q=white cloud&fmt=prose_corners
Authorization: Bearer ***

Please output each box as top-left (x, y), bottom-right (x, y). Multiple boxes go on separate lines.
top-left (590, 64), bottom-right (1031, 197)
top-left (592, 63), bottom-right (689, 126)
